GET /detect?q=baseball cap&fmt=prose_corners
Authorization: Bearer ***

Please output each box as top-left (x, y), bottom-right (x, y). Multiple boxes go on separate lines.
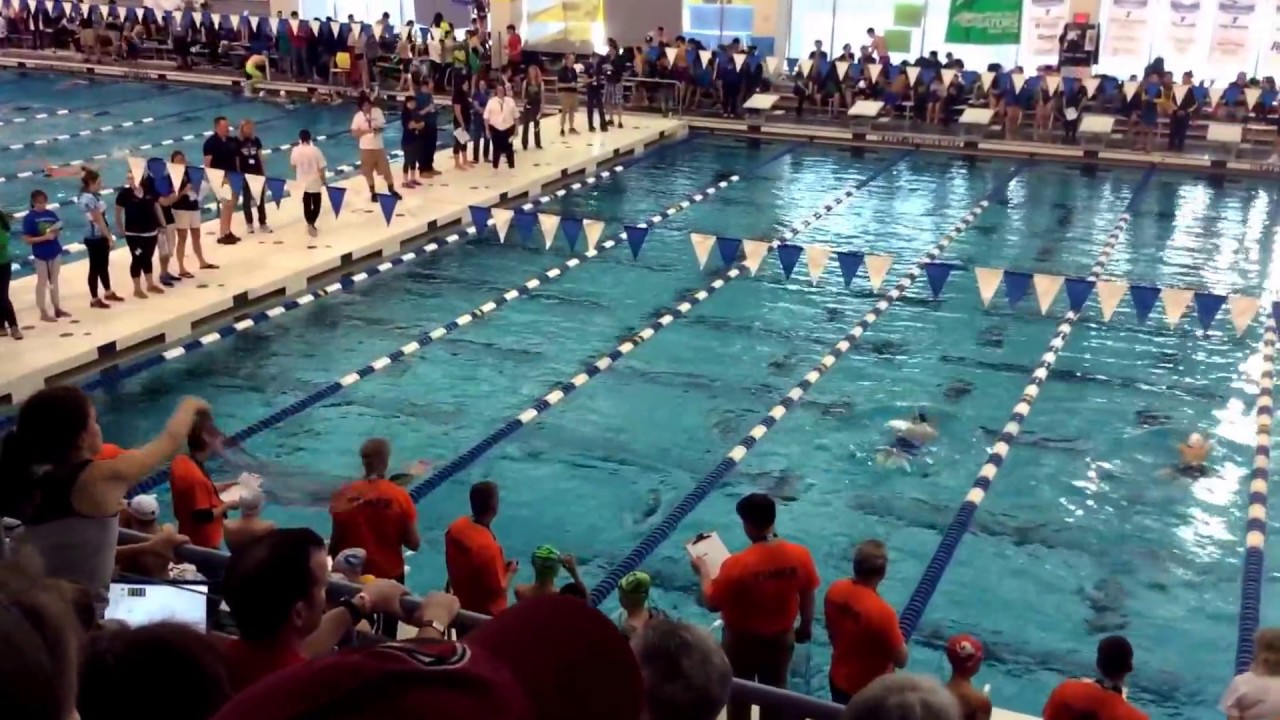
top-left (128, 495), bottom-right (159, 522)
top-left (210, 594), bottom-right (644, 720)
top-left (945, 633), bottom-right (984, 674)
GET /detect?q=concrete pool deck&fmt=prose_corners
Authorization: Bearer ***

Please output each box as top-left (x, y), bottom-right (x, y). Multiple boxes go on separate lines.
top-left (0, 111), bottom-right (686, 406)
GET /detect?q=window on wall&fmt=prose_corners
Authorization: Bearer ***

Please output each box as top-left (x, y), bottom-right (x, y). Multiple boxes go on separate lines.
top-left (787, 0), bottom-right (835, 59)
top-left (832, 0), bottom-right (900, 56)
top-left (685, 0), bottom-right (755, 49)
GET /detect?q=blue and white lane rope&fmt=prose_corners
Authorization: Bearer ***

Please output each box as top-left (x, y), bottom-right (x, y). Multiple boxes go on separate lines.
top-left (897, 166), bottom-right (1157, 639)
top-left (588, 162), bottom-right (1032, 607)
top-left (0, 101), bottom-right (232, 153)
top-left (406, 149), bottom-right (912, 506)
top-left (0, 107), bottom-right (72, 126)
top-left (1235, 312), bottom-right (1276, 675)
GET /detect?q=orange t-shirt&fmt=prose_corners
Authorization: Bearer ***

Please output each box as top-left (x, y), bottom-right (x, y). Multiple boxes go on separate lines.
top-left (444, 516), bottom-right (508, 616)
top-left (707, 539), bottom-right (819, 636)
top-left (170, 454), bottom-right (224, 549)
top-left (329, 478), bottom-right (417, 579)
top-left (1044, 679), bottom-right (1149, 720)
top-left (824, 579), bottom-right (905, 696)
top-left (96, 443), bottom-right (126, 460)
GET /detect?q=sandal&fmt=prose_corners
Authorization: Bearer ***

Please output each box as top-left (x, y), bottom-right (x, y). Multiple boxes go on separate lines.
top-left (179, 271), bottom-right (195, 279)
top-left (200, 263), bottom-right (219, 270)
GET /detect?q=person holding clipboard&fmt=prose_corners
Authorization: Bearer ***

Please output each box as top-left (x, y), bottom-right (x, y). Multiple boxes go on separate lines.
top-left (688, 493), bottom-right (818, 720)
top-left (350, 93), bottom-right (402, 204)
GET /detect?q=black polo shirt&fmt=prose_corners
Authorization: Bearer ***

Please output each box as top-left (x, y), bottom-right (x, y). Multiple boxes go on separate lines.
top-left (202, 133), bottom-right (240, 173)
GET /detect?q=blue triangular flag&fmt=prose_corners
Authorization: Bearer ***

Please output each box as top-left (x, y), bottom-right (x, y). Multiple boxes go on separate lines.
top-left (145, 157), bottom-right (173, 196)
top-left (777, 243), bottom-right (802, 279)
top-left (836, 251), bottom-right (864, 288)
top-left (468, 205), bottom-right (491, 231)
top-left (185, 165), bottom-right (204, 195)
top-left (225, 171), bottom-right (245, 195)
top-left (715, 236), bottom-right (742, 267)
top-left (265, 177), bottom-right (286, 207)
top-left (1064, 277), bottom-right (1095, 312)
top-left (1004, 271), bottom-right (1032, 308)
top-left (1193, 292), bottom-right (1226, 331)
top-left (512, 210), bottom-right (537, 245)
top-left (376, 193), bottom-right (398, 226)
top-left (923, 262), bottom-right (954, 299)
top-left (625, 225), bottom-right (650, 260)
top-left (560, 217), bottom-right (583, 252)
top-left (1273, 301), bottom-right (1280, 323)
top-left (326, 185), bottom-right (346, 218)
top-left (1129, 285), bottom-right (1161, 323)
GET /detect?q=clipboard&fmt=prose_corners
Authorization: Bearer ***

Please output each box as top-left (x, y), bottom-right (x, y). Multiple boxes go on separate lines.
top-left (219, 472), bottom-right (263, 504)
top-left (685, 531), bottom-right (731, 579)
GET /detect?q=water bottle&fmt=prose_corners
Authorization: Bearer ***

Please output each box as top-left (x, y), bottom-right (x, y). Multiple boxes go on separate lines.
top-left (788, 641), bottom-right (813, 696)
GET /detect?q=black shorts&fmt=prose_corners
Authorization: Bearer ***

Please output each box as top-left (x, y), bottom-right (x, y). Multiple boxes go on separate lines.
top-left (402, 142), bottom-right (419, 171)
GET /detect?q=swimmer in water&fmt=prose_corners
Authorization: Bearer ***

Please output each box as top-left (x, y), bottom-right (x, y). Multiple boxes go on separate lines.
top-left (876, 410), bottom-right (938, 470)
top-left (244, 53), bottom-right (268, 95)
top-left (44, 162), bottom-right (98, 178)
top-left (1176, 431), bottom-right (1212, 477)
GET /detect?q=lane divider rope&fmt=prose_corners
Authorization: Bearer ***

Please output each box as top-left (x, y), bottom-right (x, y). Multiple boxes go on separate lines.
top-left (0, 100), bottom-right (233, 153)
top-left (0, 85), bottom-right (202, 126)
top-left (587, 161), bottom-right (1033, 607)
top-left (0, 107), bottom-right (73, 126)
top-left (406, 149), bottom-right (913, 505)
top-left (897, 166), bottom-right (1157, 639)
top-left (1235, 311), bottom-right (1276, 674)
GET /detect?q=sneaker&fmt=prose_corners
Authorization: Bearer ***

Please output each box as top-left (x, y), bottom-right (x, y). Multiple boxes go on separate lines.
top-left (390, 190), bottom-right (403, 200)
top-left (216, 234), bottom-right (236, 245)
top-left (159, 275), bottom-right (175, 288)
top-left (589, 127), bottom-right (596, 132)
top-left (10, 328), bottom-right (22, 340)
top-left (228, 233), bottom-right (242, 242)
top-left (560, 128), bottom-right (566, 136)
top-left (247, 224), bottom-right (256, 234)
top-left (307, 225), bottom-right (318, 237)
top-left (90, 299), bottom-right (110, 309)
top-left (104, 292), bottom-right (125, 302)
top-left (260, 224), bottom-right (273, 233)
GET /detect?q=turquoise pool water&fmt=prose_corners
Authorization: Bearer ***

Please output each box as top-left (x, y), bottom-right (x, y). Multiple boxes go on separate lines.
top-left (6, 74), bottom-right (1278, 720)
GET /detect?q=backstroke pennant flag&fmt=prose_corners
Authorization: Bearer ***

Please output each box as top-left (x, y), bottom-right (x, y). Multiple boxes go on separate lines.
top-left (980, 71), bottom-right (996, 90)
top-left (325, 185), bottom-right (346, 218)
top-left (166, 163), bottom-right (186, 197)
top-left (742, 240), bottom-right (771, 275)
top-left (265, 177), bottom-right (286, 207)
top-left (1064, 277), bottom-right (1095, 313)
top-left (624, 225), bottom-right (650, 260)
top-left (1229, 295), bottom-right (1260, 336)
top-left (490, 207), bottom-right (515, 243)
top-left (1129, 284), bottom-right (1161, 323)
top-left (691, 233), bottom-right (717, 269)
top-left (225, 171), bottom-right (245, 197)
top-left (469, 205), bottom-right (492, 232)
top-left (776, 243), bottom-right (803, 279)
top-left (1161, 288), bottom-right (1195, 328)
top-left (1033, 273), bottom-right (1064, 315)
top-left (923, 262), bottom-right (955, 299)
top-left (836, 60), bottom-right (850, 81)
top-left (806, 244), bottom-right (833, 285)
top-left (1083, 76), bottom-right (1101, 97)
top-left (945, 0), bottom-right (1023, 44)
top-left (203, 166), bottom-right (225, 198)
top-left (836, 251), bottom-right (864, 288)
top-left (244, 173), bottom-right (267, 204)
top-left (906, 65), bottom-right (921, 86)
top-left (559, 216), bottom-right (584, 252)
top-left (1193, 291), bottom-right (1227, 331)
top-left (1004, 270), bottom-right (1032, 308)
top-left (1095, 279), bottom-right (1128, 321)
top-left (975, 267), bottom-right (1003, 307)
top-left (582, 219), bottom-right (605, 252)
top-left (376, 192), bottom-right (398, 226)
top-left (665, 47), bottom-right (677, 64)
top-left (716, 236), bottom-right (743, 268)
top-left (512, 211), bottom-right (537, 246)
top-left (538, 212), bottom-right (561, 250)
top-left (865, 254), bottom-right (894, 292)
top-left (868, 62), bottom-right (883, 83)
top-left (185, 165), bottom-right (205, 195)
top-left (126, 156), bottom-right (147, 184)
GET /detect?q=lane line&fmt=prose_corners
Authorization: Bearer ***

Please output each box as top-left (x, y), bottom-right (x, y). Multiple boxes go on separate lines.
top-left (0, 85), bottom-right (201, 125)
top-left (897, 166), bottom-right (1157, 639)
top-left (406, 149), bottom-right (913, 505)
top-left (588, 162), bottom-right (1033, 607)
top-left (0, 100), bottom-right (242, 153)
top-left (1235, 312), bottom-right (1276, 673)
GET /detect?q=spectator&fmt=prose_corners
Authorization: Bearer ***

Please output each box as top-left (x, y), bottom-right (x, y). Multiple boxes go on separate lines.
top-left (170, 409), bottom-right (239, 550)
top-left (224, 488), bottom-right (276, 555)
top-left (78, 622), bottom-right (231, 720)
top-left (237, 119), bottom-right (270, 234)
top-left (471, 77), bottom-right (492, 164)
top-left (400, 94), bottom-right (424, 188)
top-left (113, 170), bottom-right (166, 299)
top-left (825, 539), bottom-right (907, 703)
top-left (221, 527), bottom-right (406, 693)
top-left (350, 93), bottom-right (401, 203)
top-left (521, 64), bottom-right (545, 150)
top-left (0, 553), bottom-right (84, 720)
top-left (558, 52), bottom-right (580, 135)
top-left (945, 634), bottom-right (992, 720)
top-left (614, 570), bottom-right (667, 638)
top-left (843, 673), bottom-right (962, 720)
top-left (632, 617), bottom-right (733, 720)
top-left (202, 116), bottom-right (241, 245)
top-left (514, 545), bottom-right (585, 601)
top-left (1169, 70), bottom-right (1196, 152)
top-left (22, 188), bottom-right (67, 323)
top-left (117, 494), bottom-right (171, 579)
top-left (445, 480), bottom-right (518, 617)
top-left (0, 388), bottom-right (205, 614)
top-left (1220, 627), bottom-right (1280, 720)
top-left (169, 150), bottom-right (216, 277)
top-left (211, 594), bottom-right (644, 720)
top-left (413, 78), bottom-right (441, 177)
top-left (288, 129), bottom-right (327, 238)
top-left (76, 168), bottom-right (120, 309)
top-left (0, 210), bottom-right (20, 339)
top-left (1043, 636), bottom-right (1147, 720)
top-left (693, 492), bottom-right (818, 720)
top-left (484, 82), bottom-right (519, 169)
top-left (328, 437), bottom-right (419, 637)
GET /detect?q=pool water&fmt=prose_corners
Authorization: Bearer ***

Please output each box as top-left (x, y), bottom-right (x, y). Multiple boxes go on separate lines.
top-left (0, 75), bottom-right (448, 267)
top-left (17, 96), bottom-right (1278, 720)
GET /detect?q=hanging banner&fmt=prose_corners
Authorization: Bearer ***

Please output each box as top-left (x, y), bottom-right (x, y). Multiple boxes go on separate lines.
top-left (1021, 0), bottom-right (1068, 59)
top-left (1167, 0), bottom-right (1201, 56)
top-left (1102, 0), bottom-right (1150, 60)
top-left (1210, 0), bottom-right (1256, 65)
top-left (945, 0), bottom-right (1023, 44)
top-left (1262, 1), bottom-right (1280, 75)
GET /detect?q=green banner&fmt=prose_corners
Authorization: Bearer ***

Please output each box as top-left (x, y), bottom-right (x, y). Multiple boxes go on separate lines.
top-left (944, 0), bottom-right (1022, 45)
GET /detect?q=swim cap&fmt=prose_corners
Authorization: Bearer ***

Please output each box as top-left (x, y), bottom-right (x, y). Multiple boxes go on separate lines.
top-left (335, 548), bottom-right (367, 575)
top-left (531, 545), bottom-right (561, 575)
top-left (619, 571), bottom-right (652, 597)
top-left (128, 494), bottom-right (159, 522)
top-left (237, 488), bottom-right (265, 515)
top-left (946, 633), bottom-right (984, 674)
top-left (1187, 432), bottom-right (1205, 448)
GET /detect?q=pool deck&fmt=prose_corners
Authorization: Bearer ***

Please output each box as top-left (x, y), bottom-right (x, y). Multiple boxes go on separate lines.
top-left (0, 111), bottom-right (686, 406)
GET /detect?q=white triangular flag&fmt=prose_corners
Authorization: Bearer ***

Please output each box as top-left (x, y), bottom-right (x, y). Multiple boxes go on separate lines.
top-left (975, 267), bottom-right (1004, 308)
top-left (244, 173), bottom-right (266, 200)
top-left (868, 63), bottom-right (883, 83)
top-left (166, 162), bottom-right (185, 194)
top-left (799, 58), bottom-right (814, 78)
top-left (583, 219), bottom-right (605, 252)
top-left (1033, 273), bottom-right (1064, 315)
top-left (126, 156), bottom-right (147, 184)
top-left (1246, 87), bottom-right (1262, 108)
top-left (865, 254), bottom-right (893, 292)
top-left (691, 233), bottom-right (716, 269)
top-left (742, 240), bottom-right (771, 276)
top-left (287, 17), bottom-right (298, 34)
top-left (1122, 80), bottom-right (1139, 101)
top-left (329, 20), bottom-right (340, 36)
top-left (1045, 75), bottom-right (1061, 95)
top-left (941, 68), bottom-right (956, 87)
top-left (980, 71), bottom-right (995, 90)
top-left (287, 179), bottom-right (309, 196)
top-left (309, 19), bottom-right (320, 35)
top-left (538, 212), bottom-right (561, 250)
top-left (1209, 85), bottom-right (1225, 106)
top-left (806, 244), bottom-right (832, 285)
top-left (97, 3), bottom-right (108, 18)
top-left (906, 65), bottom-right (920, 86)
top-left (1173, 84), bottom-right (1189, 105)
top-left (490, 207), bottom-right (514, 243)
top-left (699, 49), bottom-right (712, 67)
top-left (1011, 72), bottom-right (1027, 94)
top-left (1083, 76), bottom-right (1100, 97)
top-left (230, 13), bottom-right (240, 30)
top-left (766, 56), bottom-right (781, 75)
top-left (664, 46), bottom-right (677, 64)
top-left (374, 21), bottom-right (385, 38)
top-left (203, 166), bottom-right (225, 197)
top-left (1161, 288), bottom-right (1194, 328)
top-left (352, 21), bottom-right (363, 38)
top-left (1229, 295), bottom-right (1260, 336)
top-left (733, 52), bottom-right (747, 71)
top-left (1095, 280), bottom-right (1128, 321)
top-left (835, 60), bottom-right (850, 80)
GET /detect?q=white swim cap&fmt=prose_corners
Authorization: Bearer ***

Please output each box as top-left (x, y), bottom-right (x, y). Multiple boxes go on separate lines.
top-left (128, 494), bottom-right (159, 521)
top-left (1187, 432), bottom-right (1206, 448)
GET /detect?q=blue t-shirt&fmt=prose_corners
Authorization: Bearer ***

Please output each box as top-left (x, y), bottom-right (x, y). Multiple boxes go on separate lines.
top-left (77, 192), bottom-right (108, 240)
top-left (21, 208), bottom-right (62, 261)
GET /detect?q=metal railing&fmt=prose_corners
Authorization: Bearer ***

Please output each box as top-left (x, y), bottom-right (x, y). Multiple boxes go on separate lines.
top-left (116, 528), bottom-right (844, 720)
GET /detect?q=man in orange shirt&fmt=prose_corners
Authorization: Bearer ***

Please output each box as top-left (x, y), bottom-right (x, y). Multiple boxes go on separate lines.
top-left (824, 539), bottom-right (908, 704)
top-left (329, 438), bottom-right (420, 638)
top-left (170, 413), bottom-right (239, 549)
top-left (1044, 636), bottom-right (1148, 720)
top-left (445, 481), bottom-right (518, 618)
top-left (694, 493), bottom-right (818, 720)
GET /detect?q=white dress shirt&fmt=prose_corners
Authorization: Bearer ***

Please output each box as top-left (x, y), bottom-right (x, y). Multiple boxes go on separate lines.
top-left (483, 96), bottom-right (519, 131)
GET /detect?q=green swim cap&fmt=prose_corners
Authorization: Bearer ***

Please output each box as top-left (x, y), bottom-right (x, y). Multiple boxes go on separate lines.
top-left (531, 545), bottom-right (561, 576)
top-left (619, 571), bottom-right (652, 596)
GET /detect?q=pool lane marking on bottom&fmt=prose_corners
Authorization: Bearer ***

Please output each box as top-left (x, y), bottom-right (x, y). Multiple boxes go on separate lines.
top-left (1236, 312), bottom-right (1276, 674)
top-left (896, 165), bottom-right (1157, 639)
top-left (405, 149), bottom-right (914, 505)
top-left (127, 140), bottom-right (792, 497)
top-left (588, 161), bottom-right (1033, 607)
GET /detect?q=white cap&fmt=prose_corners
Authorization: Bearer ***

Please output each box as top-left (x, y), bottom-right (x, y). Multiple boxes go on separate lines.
top-left (238, 487), bottom-right (264, 515)
top-left (128, 494), bottom-right (159, 522)
top-left (1187, 432), bottom-right (1206, 448)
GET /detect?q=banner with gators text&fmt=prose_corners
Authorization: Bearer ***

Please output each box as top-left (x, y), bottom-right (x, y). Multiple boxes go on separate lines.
top-left (945, 0), bottom-right (1023, 44)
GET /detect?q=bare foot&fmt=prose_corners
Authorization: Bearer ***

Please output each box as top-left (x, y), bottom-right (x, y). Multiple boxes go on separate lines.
top-left (133, 289), bottom-right (148, 299)
top-left (146, 284), bottom-right (165, 294)
top-left (40, 313), bottom-right (56, 322)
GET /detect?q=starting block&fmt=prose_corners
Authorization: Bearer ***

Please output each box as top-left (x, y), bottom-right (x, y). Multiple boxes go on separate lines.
top-left (957, 107), bottom-right (995, 139)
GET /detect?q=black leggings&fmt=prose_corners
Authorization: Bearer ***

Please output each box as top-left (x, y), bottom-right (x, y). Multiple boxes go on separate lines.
top-left (302, 192), bottom-right (322, 226)
top-left (242, 180), bottom-right (266, 227)
top-left (85, 236), bottom-right (112, 299)
top-left (521, 106), bottom-right (542, 149)
top-left (0, 261), bottom-right (16, 329)
top-left (126, 234), bottom-right (157, 279)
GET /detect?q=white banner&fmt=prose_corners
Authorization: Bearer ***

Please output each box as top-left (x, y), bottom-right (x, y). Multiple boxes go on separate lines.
top-left (1263, 0), bottom-right (1280, 75)
top-left (1167, 0), bottom-right (1201, 56)
top-left (1103, 0), bottom-right (1151, 60)
top-left (1021, 0), bottom-right (1069, 61)
top-left (1210, 0), bottom-right (1257, 64)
